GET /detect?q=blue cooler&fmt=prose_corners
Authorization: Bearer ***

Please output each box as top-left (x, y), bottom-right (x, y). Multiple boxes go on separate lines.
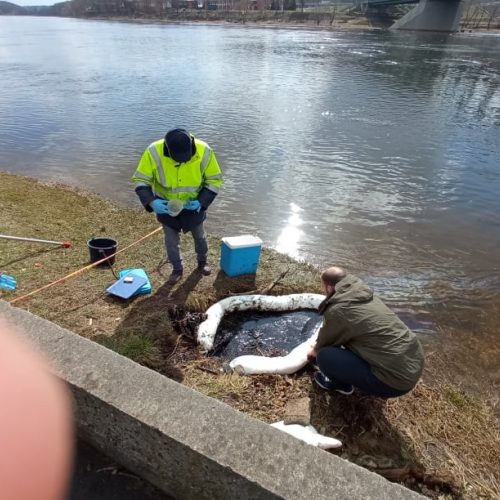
top-left (220, 235), bottom-right (263, 277)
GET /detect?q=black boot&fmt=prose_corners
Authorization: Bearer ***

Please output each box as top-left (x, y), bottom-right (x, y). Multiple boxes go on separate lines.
top-left (197, 262), bottom-right (211, 276)
top-left (167, 268), bottom-right (183, 284)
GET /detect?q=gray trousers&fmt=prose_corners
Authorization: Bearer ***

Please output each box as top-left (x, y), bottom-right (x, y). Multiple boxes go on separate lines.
top-left (162, 223), bottom-right (208, 271)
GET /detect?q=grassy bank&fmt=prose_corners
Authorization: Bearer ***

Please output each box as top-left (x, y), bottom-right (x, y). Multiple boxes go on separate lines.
top-left (1, 172), bottom-right (499, 498)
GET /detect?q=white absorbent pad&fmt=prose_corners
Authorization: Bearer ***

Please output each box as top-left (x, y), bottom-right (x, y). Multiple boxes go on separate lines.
top-left (197, 293), bottom-right (324, 351)
top-left (271, 421), bottom-right (342, 449)
top-left (228, 327), bottom-right (319, 375)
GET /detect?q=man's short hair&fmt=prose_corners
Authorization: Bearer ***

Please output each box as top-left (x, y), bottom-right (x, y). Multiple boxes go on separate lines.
top-left (321, 266), bottom-right (347, 287)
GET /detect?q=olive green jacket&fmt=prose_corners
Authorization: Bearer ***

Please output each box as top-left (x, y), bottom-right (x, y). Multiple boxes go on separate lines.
top-left (314, 274), bottom-right (424, 391)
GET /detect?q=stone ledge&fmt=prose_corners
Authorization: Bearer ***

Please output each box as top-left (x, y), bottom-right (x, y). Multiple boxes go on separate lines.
top-left (0, 301), bottom-right (423, 499)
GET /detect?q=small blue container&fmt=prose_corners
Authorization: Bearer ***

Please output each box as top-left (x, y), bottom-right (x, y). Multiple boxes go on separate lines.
top-left (220, 235), bottom-right (263, 277)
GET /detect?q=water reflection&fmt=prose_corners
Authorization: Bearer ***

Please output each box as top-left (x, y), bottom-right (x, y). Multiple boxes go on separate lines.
top-left (275, 202), bottom-right (304, 259)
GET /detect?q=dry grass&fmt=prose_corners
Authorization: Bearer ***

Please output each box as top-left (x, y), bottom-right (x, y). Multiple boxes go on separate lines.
top-left (0, 170), bottom-right (319, 339)
top-left (183, 358), bottom-right (311, 422)
top-left (384, 384), bottom-right (500, 498)
top-left (181, 354), bottom-right (500, 498)
top-left (181, 353), bottom-right (500, 498)
top-left (2, 172), bottom-right (499, 499)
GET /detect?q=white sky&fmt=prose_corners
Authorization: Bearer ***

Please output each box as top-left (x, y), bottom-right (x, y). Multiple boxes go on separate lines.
top-left (14, 0), bottom-right (57, 5)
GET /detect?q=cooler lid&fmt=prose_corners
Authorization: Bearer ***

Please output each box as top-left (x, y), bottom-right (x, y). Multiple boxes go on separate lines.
top-left (222, 235), bottom-right (263, 249)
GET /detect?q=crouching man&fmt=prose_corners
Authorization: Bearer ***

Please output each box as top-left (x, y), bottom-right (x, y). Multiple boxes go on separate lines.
top-left (308, 267), bottom-right (424, 398)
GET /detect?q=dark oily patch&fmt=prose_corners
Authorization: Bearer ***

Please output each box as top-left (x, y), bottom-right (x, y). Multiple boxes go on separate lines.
top-left (212, 310), bottom-right (322, 360)
top-left (168, 305), bottom-right (206, 340)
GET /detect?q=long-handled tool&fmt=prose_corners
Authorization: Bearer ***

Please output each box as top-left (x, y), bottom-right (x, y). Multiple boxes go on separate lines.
top-left (0, 234), bottom-right (72, 248)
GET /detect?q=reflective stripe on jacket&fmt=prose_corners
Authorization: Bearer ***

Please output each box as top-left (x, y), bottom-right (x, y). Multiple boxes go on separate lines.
top-left (132, 137), bottom-right (223, 203)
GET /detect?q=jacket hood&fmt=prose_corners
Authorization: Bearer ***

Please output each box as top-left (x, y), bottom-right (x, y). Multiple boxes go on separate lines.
top-left (319, 274), bottom-right (373, 313)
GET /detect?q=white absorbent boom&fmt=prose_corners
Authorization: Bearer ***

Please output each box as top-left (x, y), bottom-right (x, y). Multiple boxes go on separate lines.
top-left (197, 293), bottom-right (324, 375)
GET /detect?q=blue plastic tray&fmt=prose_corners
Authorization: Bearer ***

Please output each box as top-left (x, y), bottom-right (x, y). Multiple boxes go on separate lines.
top-left (106, 273), bottom-right (148, 299)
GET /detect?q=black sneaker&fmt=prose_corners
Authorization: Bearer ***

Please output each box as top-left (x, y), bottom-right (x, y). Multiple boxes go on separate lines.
top-left (314, 372), bottom-right (354, 395)
top-left (197, 262), bottom-right (211, 276)
top-left (309, 360), bottom-right (319, 371)
top-left (167, 269), bottom-right (183, 285)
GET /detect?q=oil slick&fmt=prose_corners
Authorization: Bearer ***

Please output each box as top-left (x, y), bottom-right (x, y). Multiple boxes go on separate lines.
top-left (197, 293), bottom-right (324, 375)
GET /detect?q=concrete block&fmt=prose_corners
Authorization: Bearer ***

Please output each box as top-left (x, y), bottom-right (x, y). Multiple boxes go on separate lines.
top-left (283, 397), bottom-right (311, 426)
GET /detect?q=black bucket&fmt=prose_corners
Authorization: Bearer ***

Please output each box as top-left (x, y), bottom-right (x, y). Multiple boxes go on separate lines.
top-left (87, 237), bottom-right (118, 266)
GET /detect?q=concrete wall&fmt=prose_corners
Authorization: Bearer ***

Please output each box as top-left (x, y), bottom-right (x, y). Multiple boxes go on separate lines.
top-left (0, 301), bottom-right (423, 499)
top-left (391, 0), bottom-right (464, 32)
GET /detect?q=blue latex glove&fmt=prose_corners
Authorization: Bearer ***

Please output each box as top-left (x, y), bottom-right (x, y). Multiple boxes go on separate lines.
top-left (0, 274), bottom-right (17, 291)
top-left (184, 200), bottom-right (201, 212)
top-left (150, 199), bottom-right (172, 215)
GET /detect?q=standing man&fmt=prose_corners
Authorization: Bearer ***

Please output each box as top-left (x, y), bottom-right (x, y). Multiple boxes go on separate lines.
top-left (308, 267), bottom-right (424, 398)
top-left (132, 128), bottom-right (223, 284)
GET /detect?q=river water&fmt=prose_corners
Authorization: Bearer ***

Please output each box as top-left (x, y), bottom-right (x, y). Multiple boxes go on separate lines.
top-left (1, 17), bottom-right (499, 389)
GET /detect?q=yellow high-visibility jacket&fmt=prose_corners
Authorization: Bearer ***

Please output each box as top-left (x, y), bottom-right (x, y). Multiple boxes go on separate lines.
top-left (132, 136), bottom-right (223, 231)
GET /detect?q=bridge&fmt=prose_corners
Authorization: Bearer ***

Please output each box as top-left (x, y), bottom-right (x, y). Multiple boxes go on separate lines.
top-left (359, 0), bottom-right (465, 32)
top-left (363, 0), bottom-right (419, 5)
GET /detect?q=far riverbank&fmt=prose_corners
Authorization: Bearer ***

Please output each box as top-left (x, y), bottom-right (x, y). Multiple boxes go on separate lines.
top-left (22, 6), bottom-right (500, 33)
top-left (88, 9), bottom-right (376, 31)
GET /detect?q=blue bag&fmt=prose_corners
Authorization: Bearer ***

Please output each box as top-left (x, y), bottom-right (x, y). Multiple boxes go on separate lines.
top-left (0, 274), bottom-right (17, 291)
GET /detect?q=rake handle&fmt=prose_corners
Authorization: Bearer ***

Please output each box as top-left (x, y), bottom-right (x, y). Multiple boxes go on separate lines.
top-left (0, 234), bottom-right (72, 247)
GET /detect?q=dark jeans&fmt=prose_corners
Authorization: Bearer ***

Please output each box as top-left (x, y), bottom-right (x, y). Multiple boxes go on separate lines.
top-left (162, 222), bottom-right (208, 271)
top-left (316, 347), bottom-right (410, 398)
